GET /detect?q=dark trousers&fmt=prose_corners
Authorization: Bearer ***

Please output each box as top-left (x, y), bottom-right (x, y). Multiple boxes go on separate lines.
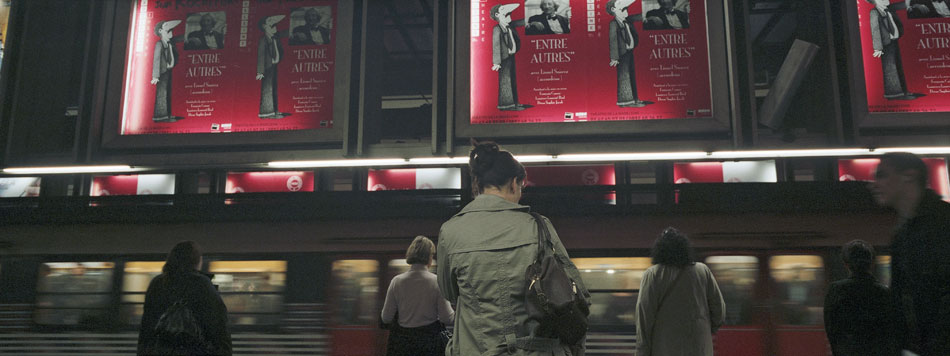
top-left (386, 321), bottom-right (446, 356)
top-left (616, 51), bottom-right (639, 105)
top-left (497, 57), bottom-right (519, 109)
top-left (153, 72), bottom-right (172, 120)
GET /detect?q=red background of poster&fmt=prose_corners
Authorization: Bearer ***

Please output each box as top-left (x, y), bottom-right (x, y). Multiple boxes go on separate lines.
top-left (226, 171), bottom-right (315, 193)
top-left (92, 175), bottom-right (140, 196)
top-left (838, 158), bottom-right (950, 199)
top-left (368, 169), bottom-right (417, 191)
top-left (857, 0), bottom-right (950, 113)
top-left (673, 162), bottom-right (722, 183)
top-left (121, 0), bottom-right (336, 135)
top-left (524, 165), bottom-right (616, 186)
top-left (470, 0), bottom-right (712, 124)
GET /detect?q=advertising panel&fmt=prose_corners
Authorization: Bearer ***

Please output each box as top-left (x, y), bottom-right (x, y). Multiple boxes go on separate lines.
top-left (367, 168), bottom-right (463, 191)
top-left (838, 158), bottom-right (949, 199)
top-left (120, 0), bottom-right (337, 135)
top-left (469, 0), bottom-right (713, 124)
top-left (856, 0), bottom-right (950, 114)
top-left (91, 174), bottom-right (176, 196)
top-left (674, 161), bottom-right (778, 183)
top-left (0, 177), bottom-right (41, 197)
top-left (226, 171), bottom-right (314, 193)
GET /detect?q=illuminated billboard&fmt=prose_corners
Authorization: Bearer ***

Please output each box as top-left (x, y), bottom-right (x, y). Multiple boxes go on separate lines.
top-left (468, 0), bottom-right (714, 124)
top-left (120, 0), bottom-right (337, 135)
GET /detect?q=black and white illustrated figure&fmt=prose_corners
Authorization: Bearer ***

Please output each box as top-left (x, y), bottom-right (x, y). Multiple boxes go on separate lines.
top-left (151, 20), bottom-right (183, 122)
top-left (526, 0), bottom-right (571, 35)
top-left (907, 0), bottom-right (950, 19)
top-left (868, 0), bottom-right (919, 100)
top-left (256, 15), bottom-right (291, 119)
top-left (185, 12), bottom-right (225, 50)
top-left (643, 0), bottom-right (690, 30)
top-left (491, 3), bottom-right (533, 111)
top-left (290, 7), bottom-right (332, 46)
top-left (608, 0), bottom-right (650, 108)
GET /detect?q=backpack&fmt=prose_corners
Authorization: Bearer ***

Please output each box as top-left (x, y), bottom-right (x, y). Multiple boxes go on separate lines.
top-left (145, 297), bottom-right (208, 355)
top-left (524, 212), bottom-right (589, 345)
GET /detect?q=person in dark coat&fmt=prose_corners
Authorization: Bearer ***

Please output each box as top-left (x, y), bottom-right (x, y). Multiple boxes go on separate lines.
top-left (256, 15), bottom-right (291, 119)
top-left (908, 0), bottom-right (950, 19)
top-left (138, 241), bottom-right (232, 356)
top-left (869, 152), bottom-right (950, 356)
top-left (607, 0), bottom-right (649, 108)
top-left (490, 3), bottom-right (533, 111)
top-left (824, 240), bottom-right (901, 356)
top-left (151, 20), bottom-right (183, 123)
top-left (290, 8), bottom-right (331, 45)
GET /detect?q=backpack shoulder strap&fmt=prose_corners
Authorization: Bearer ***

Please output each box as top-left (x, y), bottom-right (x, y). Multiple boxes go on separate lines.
top-left (529, 212), bottom-right (551, 263)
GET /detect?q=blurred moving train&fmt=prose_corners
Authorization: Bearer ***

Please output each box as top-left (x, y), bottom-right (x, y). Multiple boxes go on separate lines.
top-left (0, 163), bottom-right (915, 355)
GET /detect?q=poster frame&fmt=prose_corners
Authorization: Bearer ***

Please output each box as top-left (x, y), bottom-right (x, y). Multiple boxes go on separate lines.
top-left (97, 0), bottom-right (352, 150)
top-left (451, 0), bottom-right (733, 139)
top-left (845, 1), bottom-right (950, 129)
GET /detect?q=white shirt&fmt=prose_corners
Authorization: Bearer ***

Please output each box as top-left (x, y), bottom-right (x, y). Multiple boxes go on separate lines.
top-left (381, 264), bottom-right (454, 328)
top-left (546, 17), bottom-right (565, 34)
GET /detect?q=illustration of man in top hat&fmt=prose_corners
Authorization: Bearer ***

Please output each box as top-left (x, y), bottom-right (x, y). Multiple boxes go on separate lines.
top-left (491, 3), bottom-right (533, 111)
top-left (256, 15), bottom-right (292, 119)
top-left (607, 0), bottom-right (651, 108)
top-left (151, 20), bottom-right (184, 122)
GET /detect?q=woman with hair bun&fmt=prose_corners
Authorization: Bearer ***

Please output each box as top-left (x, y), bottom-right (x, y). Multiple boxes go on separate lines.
top-left (437, 141), bottom-right (590, 356)
top-left (635, 228), bottom-right (725, 356)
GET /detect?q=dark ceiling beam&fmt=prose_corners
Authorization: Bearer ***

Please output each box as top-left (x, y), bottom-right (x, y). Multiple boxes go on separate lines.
top-left (751, 1), bottom-right (793, 47)
top-left (384, 0), bottom-right (424, 65)
top-left (417, 0), bottom-right (434, 29)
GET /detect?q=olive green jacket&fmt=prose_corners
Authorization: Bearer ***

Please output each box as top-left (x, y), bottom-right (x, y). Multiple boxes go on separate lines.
top-left (438, 194), bottom-right (591, 356)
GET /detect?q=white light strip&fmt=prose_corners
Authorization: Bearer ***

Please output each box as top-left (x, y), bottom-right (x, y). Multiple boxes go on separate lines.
top-left (268, 159), bottom-right (407, 168)
top-left (555, 152), bottom-right (709, 162)
top-left (408, 157), bottom-right (469, 165)
top-left (2, 165), bottom-right (136, 174)
top-left (873, 147), bottom-right (950, 155)
top-left (709, 148), bottom-right (871, 159)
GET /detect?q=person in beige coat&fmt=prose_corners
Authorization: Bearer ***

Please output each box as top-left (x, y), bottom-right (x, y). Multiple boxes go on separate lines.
top-left (635, 228), bottom-right (725, 356)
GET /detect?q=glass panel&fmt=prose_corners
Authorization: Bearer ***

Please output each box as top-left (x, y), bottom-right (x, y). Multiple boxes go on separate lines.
top-left (875, 255), bottom-right (891, 286)
top-left (572, 257), bottom-right (651, 291)
top-left (0, 177), bottom-right (42, 197)
top-left (769, 255), bottom-right (824, 325)
top-left (123, 261), bottom-right (164, 292)
top-left (332, 259), bottom-right (379, 325)
top-left (33, 307), bottom-right (109, 325)
top-left (228, 313), bottom-right (282, 326)
top-left (587, 292), bottom-right (636, 327)
top-left (220, 294), bottom-right (283, 314)
top-left (706, 256), bottom-right (759, 325)
top-left (210, 260), bottom-right (287, 292)
top-left (37, 262), bottom-right (115, 293)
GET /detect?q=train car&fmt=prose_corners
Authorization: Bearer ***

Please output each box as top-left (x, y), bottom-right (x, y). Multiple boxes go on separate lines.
top-left (0, 172), bottom-right (901, 356)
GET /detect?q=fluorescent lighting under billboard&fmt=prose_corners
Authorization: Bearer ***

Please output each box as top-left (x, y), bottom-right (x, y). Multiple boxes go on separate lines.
top-left (268, 159), bottom-right (408, 168)
top-left (2, 165), bottom-right (136, 174)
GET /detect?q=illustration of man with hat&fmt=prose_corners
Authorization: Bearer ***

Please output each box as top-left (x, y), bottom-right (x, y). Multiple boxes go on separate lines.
top-left (491, 3), bottom-right (533, 111)
top-left (256, 15), bottom-right (292, 119)
top-left (151, 20), bottom-right (184, 122)
top-left (607, 0), bottom-right (651, 108)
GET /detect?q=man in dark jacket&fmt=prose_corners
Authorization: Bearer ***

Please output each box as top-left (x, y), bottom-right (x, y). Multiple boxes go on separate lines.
top-left (869, 152), bottom-right (950, 356)
top-left (526, 0), bottom-right (570, 35)
top-left (138, 241), bottom-right (231, 355)
top-left (824, 240), bottom-right (901, 356)
top-left (185, 13), bottom-right (225, 50)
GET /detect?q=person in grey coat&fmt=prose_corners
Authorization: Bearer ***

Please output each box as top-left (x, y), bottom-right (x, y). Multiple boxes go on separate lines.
top-left (438, 141), bottom-right (590, 356)
top-left (635, 228), bottom-right (725, 356)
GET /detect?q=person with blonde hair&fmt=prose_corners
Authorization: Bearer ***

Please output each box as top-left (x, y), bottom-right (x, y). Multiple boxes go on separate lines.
top-left (381, 236), bottom-right (454, 356)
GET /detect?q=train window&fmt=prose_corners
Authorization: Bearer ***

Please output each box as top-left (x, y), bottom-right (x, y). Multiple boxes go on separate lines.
top-left (572, 257), bottom-right (651, 328)
top-left (705, 256), bottom-right (758, 325)
top-left (209, 260), bottom-right (287, 325)
top-left (875, 255), bottom-right (891, 286)
top-left (120, 261), bottom-right (164, 325)
top-left (387, 259), bottom-right (436, 278)
top-left (769, 255), bottom-right (824, 325)
top-left (332, 260), bottom-right (379, 325)
top-left (34, 262), bottom-right (115, 325)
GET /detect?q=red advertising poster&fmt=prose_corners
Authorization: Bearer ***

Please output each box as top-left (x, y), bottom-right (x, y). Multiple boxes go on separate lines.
top-left (857, 0), bottom-right (950, 113)
top-left (226, 171), bottom-right (314, 193)
top-left (121, 0), bottom-right (336, 135)
top-left (674, 161), bottom-right (777, 183)
top-left (838, 158), bottom-right (950, 199)
top-left (91, 174), bottom-right (176, 196)
top-left (469, 0), bottom-right (712, 124)
top-left (367, 168), bottom-right (463, 191)
top-left (524, 165), bottom-right (616, 186)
